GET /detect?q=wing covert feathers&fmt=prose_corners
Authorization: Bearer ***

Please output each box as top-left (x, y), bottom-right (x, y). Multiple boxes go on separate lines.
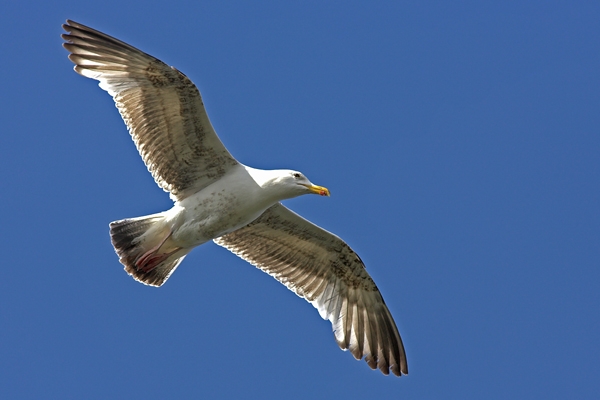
top-left (214, 203), bottom-right (408, 376)
top-left (61, 20), bottom-right (238, 200)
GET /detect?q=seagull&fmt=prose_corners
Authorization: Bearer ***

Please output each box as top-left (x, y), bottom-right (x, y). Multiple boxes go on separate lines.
top-left (61, 19), bottom-right (408, 376)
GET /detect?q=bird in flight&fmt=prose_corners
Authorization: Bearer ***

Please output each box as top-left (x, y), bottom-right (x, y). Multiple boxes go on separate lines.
top-left (62, 19), bottom-right (408, 376)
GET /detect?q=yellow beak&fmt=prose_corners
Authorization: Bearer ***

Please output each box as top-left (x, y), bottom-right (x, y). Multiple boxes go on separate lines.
top-left (305, 184), bottom-right (330, 197)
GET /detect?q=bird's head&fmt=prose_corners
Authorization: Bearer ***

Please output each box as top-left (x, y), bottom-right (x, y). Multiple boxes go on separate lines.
top-left (281, 170), bottom-right (330, 197)
top-left (249, 168), bottom-right (330, 201)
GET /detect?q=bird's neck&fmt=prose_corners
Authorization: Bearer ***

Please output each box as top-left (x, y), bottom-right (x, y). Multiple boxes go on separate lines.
top-left (243, 166), bottom-right (297, 203)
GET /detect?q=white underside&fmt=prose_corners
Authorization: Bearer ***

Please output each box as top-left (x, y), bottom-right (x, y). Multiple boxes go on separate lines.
top-left (165, 165), bottom-right (280, 248)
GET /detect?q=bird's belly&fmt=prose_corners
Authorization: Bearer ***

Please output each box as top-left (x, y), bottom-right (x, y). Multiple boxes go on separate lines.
top-left (170, 185), bottom-right (269, 248)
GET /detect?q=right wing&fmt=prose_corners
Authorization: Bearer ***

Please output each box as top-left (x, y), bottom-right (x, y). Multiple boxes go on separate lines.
top-left (62, 20), bottom-right (239, 200)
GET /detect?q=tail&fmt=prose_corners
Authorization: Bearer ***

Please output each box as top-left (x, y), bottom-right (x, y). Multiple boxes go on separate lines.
top-left (109, 213), bottom-right (188, 287)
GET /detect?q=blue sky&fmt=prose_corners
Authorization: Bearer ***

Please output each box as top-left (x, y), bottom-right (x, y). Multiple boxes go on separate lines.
top-left (1, 1), bottom-right (599, 398)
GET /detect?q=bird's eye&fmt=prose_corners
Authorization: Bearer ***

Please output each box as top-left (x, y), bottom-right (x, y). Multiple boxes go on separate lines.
top-left (293, 173), bottom-right (301, 179)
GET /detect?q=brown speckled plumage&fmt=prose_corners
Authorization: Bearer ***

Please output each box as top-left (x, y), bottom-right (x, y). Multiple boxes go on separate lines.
top-left (62, 20), bottom-right (238, 200)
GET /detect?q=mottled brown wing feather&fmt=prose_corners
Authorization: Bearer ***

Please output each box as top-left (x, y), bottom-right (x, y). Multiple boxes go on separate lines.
top-left (214, 203), bottom-right (408, 376)
top-left (61, 20), bottom-right (238, 200)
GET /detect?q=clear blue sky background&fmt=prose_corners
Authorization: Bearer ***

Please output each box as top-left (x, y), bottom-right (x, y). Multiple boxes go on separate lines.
top-left (1, 1), bottom-right (599, 398)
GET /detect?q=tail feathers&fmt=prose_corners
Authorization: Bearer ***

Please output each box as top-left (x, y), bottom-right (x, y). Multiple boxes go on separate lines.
top-left (109, 213), bottom-right (188, 287)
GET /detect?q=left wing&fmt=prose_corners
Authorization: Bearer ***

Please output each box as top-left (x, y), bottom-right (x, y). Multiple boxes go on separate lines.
top-left (214, 203), bottom-right (408, 376)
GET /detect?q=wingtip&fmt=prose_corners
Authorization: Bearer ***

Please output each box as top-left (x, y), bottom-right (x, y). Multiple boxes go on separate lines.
top-left (62, 20), bottom-right (74, 32)
top-left (64, 19), bottom-right (80, 29)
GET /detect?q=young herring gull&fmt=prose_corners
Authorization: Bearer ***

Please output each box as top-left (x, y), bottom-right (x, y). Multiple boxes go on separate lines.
top-left (61, 20), bottom-right (408, 377)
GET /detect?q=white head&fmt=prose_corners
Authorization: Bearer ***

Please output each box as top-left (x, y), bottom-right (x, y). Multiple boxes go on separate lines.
top-left (246, 168), bottom-right (330, 201)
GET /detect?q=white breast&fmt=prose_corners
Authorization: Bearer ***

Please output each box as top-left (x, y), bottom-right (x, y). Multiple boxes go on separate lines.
top-left (170, 165), bottom-right (279, 247)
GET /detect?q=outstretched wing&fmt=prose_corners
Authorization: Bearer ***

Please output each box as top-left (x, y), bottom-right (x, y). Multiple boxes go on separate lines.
top-left (214, 203), bottom-right (408, 376)
top-left (62, 20), bottom-right (239, 200)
